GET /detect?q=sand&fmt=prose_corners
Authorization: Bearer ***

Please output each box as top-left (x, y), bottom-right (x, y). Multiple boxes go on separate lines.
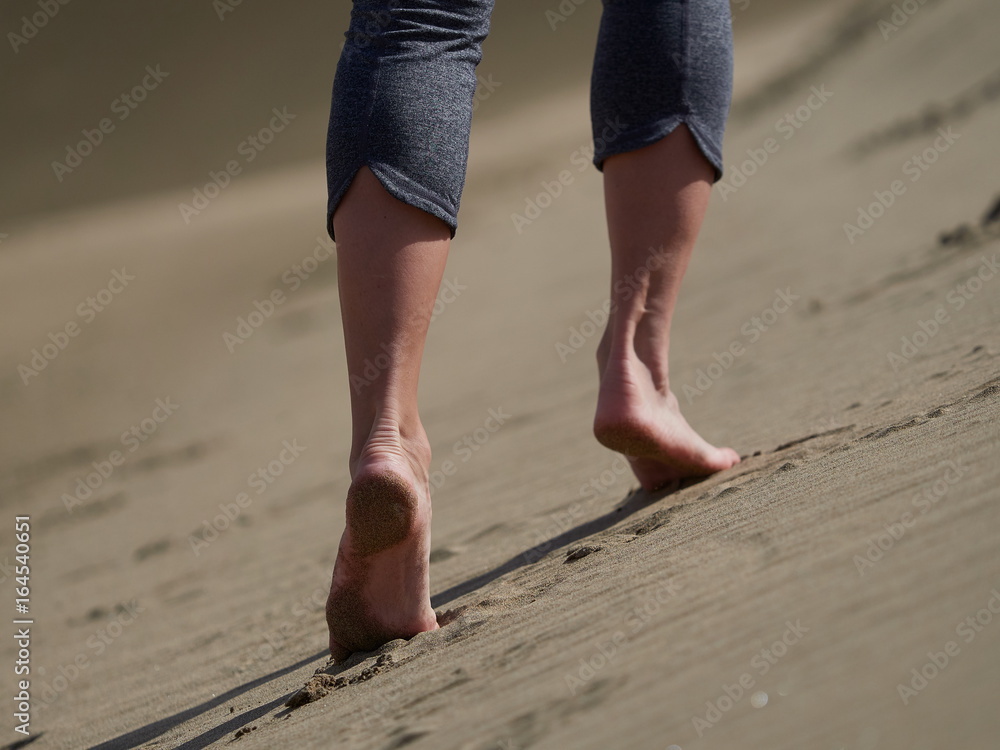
top-left (1, 0), bottom-right (999, 747)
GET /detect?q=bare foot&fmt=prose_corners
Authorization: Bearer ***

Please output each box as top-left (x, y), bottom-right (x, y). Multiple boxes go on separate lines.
top-left (326, 432), bottom-right (438, 661)
top-left (594, 342), bottom-right (740, 491)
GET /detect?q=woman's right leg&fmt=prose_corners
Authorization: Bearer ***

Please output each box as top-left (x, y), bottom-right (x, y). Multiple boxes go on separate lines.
top-left (325, 0), bottom-right (494, 661)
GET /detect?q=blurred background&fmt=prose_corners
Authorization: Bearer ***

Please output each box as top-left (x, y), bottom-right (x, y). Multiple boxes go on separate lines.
top-left (3, 1), bottom-right (607, 222)
top-left (0, 0), bottom-right (791, 223)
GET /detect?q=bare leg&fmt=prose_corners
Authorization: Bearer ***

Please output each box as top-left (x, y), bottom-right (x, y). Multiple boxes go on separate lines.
top-left (594, 126), bottom-right (740, 491)
top-left (326, 167), bottom-right (445, 660)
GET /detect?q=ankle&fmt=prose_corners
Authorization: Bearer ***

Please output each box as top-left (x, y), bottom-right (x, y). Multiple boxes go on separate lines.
top-left (597, 316), bottom-right (671, 396)
top-left (349, 410), bottom-right (431, 480)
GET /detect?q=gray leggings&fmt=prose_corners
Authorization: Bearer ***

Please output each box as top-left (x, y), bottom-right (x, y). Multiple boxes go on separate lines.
top-left (326, 0), bottom-right (733, 239)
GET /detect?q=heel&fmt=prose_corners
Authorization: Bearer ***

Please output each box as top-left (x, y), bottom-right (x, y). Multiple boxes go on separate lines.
top-left (345, 471), bottom-right (418, 555)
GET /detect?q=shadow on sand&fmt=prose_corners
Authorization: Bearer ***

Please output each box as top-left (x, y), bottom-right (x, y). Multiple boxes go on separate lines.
top-left (90, 480), bottom-right (702, 748)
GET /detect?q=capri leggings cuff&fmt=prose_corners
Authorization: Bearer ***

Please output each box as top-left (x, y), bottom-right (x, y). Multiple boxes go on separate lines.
top-left (592, 115), bottom-right (725, 183)
top-left (326, 161), bottom-right (460, 242)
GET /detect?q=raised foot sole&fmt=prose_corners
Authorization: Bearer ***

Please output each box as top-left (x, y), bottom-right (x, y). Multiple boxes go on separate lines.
top-left (594, 421), bottom-right (722, 477)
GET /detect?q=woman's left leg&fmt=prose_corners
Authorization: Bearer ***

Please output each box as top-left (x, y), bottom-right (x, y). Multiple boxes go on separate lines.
top-left (590, 0), bottom-right (740, 490)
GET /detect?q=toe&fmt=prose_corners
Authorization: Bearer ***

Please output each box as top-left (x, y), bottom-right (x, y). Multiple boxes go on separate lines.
top-left (329, 635), bottom-right (352, 663)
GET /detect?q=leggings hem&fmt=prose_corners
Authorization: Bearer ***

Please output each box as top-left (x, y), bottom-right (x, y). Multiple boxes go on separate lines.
top-left (326, 161), bottom-right (460, 242)
top-left (592, 115), bottom-right (724, 183)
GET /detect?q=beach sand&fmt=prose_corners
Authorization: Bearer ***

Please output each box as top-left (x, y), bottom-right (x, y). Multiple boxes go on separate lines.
top-left (1, 0), bottom-right (999, 747)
